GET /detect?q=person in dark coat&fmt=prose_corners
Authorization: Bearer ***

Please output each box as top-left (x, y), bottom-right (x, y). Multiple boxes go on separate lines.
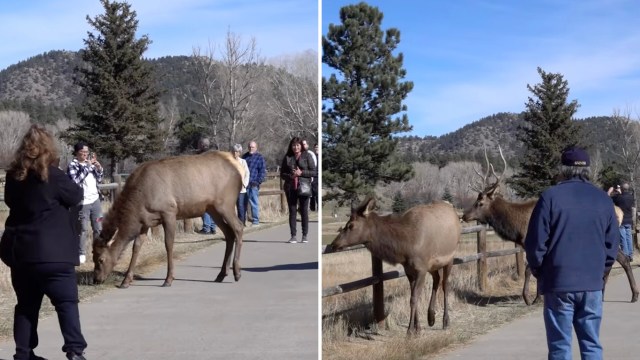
top-left (280, 136), bottom-right (316, 244)
top-left (609, 182), bottom-right (635, 261)
top-left (525, 146), bottom-right (619, 360)
top-left (3, 125), bottom-right (88, 360)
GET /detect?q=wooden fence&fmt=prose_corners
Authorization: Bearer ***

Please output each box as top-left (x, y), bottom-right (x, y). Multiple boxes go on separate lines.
top-left (322, 224), bottom-right (526, 327)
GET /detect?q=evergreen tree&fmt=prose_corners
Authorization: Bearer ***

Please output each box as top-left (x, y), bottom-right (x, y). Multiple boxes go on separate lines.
top-left (442, 187), bottom-right (454, 203)
top-left (509, 67), bottom-right (582, 197)
top-left (322, 2), bottom-right (414, 206)
top-left (65, 0), bottom-right (162, 176)
top-left (597, 165), bottom-right (624, 191)
top-left (392, 191), bottom-right (407, 213)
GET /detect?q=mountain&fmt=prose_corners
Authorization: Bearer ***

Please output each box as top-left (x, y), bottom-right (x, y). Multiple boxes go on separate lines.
top-left (398, 113), bottom-right (622, 167)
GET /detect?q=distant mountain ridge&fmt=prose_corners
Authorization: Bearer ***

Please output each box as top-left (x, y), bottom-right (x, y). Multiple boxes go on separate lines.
top-left (0, 50), bottom-right (622, 166)
top-left (398, 112), bottom-right (620, 166)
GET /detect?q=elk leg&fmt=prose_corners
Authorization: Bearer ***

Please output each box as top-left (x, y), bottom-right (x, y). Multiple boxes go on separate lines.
top-left (120, 232), bottom-right (146, 288)
top-left (615, 249), bottom-right (639, 302)
top-left (210, 208), bottom-right (235, 282)
top-left (523, 264), bottom-right (542, 305)
top-left (428, 269), bottom-right (441, 328)
top-left (216, 205), bottom-right (244, 282)
top-left (161, 217), bottom-right (177, 287)
top-left (405, 271), bottom-right (418, 335)
top-left (442, 263), bottom-right (453, 329)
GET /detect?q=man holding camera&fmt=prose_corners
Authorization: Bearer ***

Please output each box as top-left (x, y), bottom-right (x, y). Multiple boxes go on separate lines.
top-left (67, 142), bottom-right (104, 264)
top-left (609, 182), bottom-right (635, 262)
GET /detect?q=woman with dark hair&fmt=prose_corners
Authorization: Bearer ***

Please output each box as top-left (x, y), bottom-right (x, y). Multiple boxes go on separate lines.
top-left (280, 136), bottom-right (317, 243)
top-left (2, 125), bottom-right (88, 360)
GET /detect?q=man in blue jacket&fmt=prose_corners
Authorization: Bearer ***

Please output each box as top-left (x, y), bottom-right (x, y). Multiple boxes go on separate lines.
top-left (525, 146), bottom-right (620, 360)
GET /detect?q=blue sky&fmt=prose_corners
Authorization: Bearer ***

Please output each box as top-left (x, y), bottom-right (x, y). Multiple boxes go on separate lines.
top-left (322, 0), bottom-right (640, 137)
top-left (0, 0), bottom-right (318, 70)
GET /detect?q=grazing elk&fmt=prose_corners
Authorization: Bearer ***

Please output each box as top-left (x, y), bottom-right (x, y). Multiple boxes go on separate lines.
top-left (92, 151), bottom-right (245, 288)
top-left (329, 197), bottom-right (461, 334)
top-left (463, 147), bottom-right (638, 304)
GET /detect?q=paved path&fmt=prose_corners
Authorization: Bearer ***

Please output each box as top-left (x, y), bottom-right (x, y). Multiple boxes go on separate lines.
top-left (0, 221), bottom-right (319, 360)
top-left (438, 264), bottom-right (640, 359)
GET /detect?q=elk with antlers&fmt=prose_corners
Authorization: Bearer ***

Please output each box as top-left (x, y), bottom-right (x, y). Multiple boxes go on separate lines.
top-left (463, 147), bottom-right (638, 304)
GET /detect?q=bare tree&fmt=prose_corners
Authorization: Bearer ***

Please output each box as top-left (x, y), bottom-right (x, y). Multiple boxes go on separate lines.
top-left (609, 107), bottom-right (640, 188)
top-left (218, 29), bottom-right (264, 149)
top-left (268, 50), bottom-right (318, 141)
top-left (189, 42), bottom-right (224, 149)
top-left (0, 111), bottom-right (32, 167)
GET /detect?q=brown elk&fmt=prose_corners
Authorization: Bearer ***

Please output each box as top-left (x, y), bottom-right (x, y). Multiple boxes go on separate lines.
top-left (329, 197), bottom-right (461, 334)
top-left (462, 147), bottom-right (638, 304)
top-left (92, 151), bottom-right (245, 288)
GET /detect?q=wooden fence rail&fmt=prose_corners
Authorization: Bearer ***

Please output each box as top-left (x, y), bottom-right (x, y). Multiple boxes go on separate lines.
top-left (322, 224), bottom-right (525, 327)
top-left (97, 171), bottom-right (287, 211)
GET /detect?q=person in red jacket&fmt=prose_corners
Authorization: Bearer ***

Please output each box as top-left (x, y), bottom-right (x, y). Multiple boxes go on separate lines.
top-left (3, 125), bottom-right (88, 360)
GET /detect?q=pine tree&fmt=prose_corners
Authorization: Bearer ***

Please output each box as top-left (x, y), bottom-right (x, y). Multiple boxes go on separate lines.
top-left (509, 67), bottom-right (582, 198)
top-left (65, 0), bottom-right (162, 177)
top-left (322, 2), bottom-right (414, 206)
top-left (392, 191), bottom-right (407, 213)
top-left (442, 187), bottom-right (454, 203)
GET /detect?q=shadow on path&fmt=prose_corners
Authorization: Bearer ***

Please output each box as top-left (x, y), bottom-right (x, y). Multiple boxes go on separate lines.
top-left (244, 262), bottom-right (318, 272)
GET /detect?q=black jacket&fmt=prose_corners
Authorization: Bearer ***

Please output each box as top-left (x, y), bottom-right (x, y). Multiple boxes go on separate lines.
top-left (280, 151), bottom-right (317, 191)
top-left (4, 166), bottom-right (83, 265)
top-left (612, 191), bottom-right (635, 226)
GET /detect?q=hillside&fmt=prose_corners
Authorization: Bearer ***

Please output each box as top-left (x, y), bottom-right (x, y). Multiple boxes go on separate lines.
top-left (0, 50), bottom-right (317, 168)
top-left (398, 113), bottom-right (622, 166)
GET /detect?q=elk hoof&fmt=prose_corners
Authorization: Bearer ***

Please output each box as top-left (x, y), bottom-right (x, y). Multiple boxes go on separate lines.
top-left (233, 271), bottom-right (241, 282)
top-left (161, 282), bottom-right (172, 287)
top-left (428, 310), bottom-right (435, 327)
top-left (632, 292), bottom-right (639, 303)
top-left (532, 295), bottom-right (541, 305)
top-left (214, 272), bottom-right (227, 282)
top-left (118, 282), bottom-right (130, 289)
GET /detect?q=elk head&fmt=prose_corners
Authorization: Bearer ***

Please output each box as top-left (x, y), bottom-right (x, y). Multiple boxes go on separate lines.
top-left (330, 196), bottom-right (376, 251)
top-left (92, 231), bottom-right (117, 285)
top-left (462, 146), bottom-right (507, 223)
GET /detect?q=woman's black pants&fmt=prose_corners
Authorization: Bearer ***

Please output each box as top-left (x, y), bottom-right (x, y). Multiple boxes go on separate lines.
top-left (11, 262), bottom-right (87, 359)
top-left (286, 189), bottom-right (310, 237)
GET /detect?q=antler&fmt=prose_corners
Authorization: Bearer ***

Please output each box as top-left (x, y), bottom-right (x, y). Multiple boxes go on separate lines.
top-left (469, 145), bottom-right (507, 192)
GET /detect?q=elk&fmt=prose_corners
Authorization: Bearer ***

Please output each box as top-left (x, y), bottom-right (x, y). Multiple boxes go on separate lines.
top-left (462, 147), bottom-right (638, 304)
top-left (329, 197), bottom-right (461, 334)
top-left (92, 151), bottom-right (245, 288)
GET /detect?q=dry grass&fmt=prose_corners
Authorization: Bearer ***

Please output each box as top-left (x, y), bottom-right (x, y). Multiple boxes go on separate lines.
top-left (322, 226), bottom-right (540, 360)
top-left (0, 193), bottom-right (288, 343)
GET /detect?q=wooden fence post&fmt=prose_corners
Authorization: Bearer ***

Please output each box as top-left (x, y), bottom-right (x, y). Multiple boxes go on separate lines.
top-left (113, 174), bottom-right (122, 203)
top-left (477, 227), bottom-right (487, 291)
top-left (516, 245), bottom-right (525, 279)
top-left (371, 254), bottom-right (386, 329)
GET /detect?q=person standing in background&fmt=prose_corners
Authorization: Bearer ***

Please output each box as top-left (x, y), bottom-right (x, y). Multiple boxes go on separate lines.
top-left (609, 182), bottom-right (635, 262)
top-left (196, 137), bottom-right (217, 235)
top-left (67, 141), bottom-right (103, 264)
top-left (242, 141), bottom-right (267, 226)
top-left (232, 144), bottom-right (250, 224)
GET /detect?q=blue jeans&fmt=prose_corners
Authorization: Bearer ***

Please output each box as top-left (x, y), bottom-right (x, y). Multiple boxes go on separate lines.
top-left (619, 224), bottom-right (633, 257)
top-left (201, 212), bottom-right (216, 232)
top-left (543, 291), bottom-right (603, 360)
top-left (245, 186), bottom-right (260, 224)
top-left (237, 193), bottom-right (247, 224)
top-left (79, 199), bottom-right (103, 256)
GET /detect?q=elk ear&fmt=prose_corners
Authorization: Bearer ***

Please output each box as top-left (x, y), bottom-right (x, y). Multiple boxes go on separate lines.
top-left (362, 197), bottom-right (376, 216)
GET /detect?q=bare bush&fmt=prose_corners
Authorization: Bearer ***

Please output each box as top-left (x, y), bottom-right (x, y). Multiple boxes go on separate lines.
top-left (0, 111), bottom-right (31, 167)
